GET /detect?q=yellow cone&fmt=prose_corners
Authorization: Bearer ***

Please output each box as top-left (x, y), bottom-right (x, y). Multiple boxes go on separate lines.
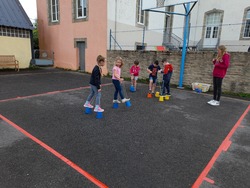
top-left (159, 96), bottom-right (164, 102)
top-left (155, 92), bottom-right (160, 97)
top-left (165, 95), bottom-right (170, 100)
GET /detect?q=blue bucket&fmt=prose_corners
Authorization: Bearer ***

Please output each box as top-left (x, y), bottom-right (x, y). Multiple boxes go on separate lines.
top-left (130, 85), bottom-right (135, 92)
top-left (96, 112), bottom-right (103, 119)
top-left (85, 107), bottom-right (92, 114)
top-left (113, 103), bottom-right (119, 109)
top-left (125, 100), bottom-right (132, 107)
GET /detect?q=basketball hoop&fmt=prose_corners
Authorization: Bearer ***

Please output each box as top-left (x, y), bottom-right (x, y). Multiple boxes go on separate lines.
top-left (156, 0), bottom-right (165, 7)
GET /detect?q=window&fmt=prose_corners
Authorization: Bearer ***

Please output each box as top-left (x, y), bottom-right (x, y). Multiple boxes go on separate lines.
top-left (205, 12), bottom-right (221, 39)
top-left (137, 0), bottom-right (145, 25)
top-left (212, 26), bottom-right (219, 38)
top-left (243, 10), bottom-right (250, 38)
top-left (51, 0), bottom-right (59, 22)
top-left (205, 27), bottom-right (211, 38)
top-left (0, 26), bottom-right (30, 38)
top-left (76, 0), bottom-right (86, 18)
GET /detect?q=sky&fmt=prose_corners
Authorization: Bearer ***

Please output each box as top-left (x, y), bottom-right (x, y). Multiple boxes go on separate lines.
top-left (19, 0), bottom-right (37, 22)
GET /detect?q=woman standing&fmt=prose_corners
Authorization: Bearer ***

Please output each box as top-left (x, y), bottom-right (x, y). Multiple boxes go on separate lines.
top-left (207, 45), bottom-right (230, 106)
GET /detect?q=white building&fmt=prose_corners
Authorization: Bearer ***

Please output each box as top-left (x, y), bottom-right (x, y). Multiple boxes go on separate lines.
top-left (109, 0), bottom-right (250, 52)
top-left (172, 0), bottom-right (250, 52)
top-left (107, 0), bottom-right (166, 51)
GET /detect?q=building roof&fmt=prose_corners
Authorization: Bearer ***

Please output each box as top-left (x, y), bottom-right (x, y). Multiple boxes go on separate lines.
top-left (0, 0), bottom-right (34, 30)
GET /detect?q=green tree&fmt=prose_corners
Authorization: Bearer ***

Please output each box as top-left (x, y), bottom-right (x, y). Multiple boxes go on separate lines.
top-left (33, 19), bottom-right (39, 49)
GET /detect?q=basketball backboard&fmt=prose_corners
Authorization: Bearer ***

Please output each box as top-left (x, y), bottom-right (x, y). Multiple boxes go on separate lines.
top-left (142, 0), bottom-right (198, 10)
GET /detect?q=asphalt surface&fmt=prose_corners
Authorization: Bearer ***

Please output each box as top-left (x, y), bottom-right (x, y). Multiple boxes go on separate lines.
top-left (0, 68), bottom-right (249, 188)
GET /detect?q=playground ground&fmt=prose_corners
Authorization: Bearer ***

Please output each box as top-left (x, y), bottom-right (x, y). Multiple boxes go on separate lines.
top-left (0, 68), bottom-right (249, 188)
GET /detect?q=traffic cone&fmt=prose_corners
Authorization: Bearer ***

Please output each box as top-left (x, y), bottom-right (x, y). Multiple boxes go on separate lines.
top-left (147, 93), bottom-right (152, 98)
top-left (165, 95), bottom-right (170, 100)
top-left (159, 96), bottom-right (164, 102)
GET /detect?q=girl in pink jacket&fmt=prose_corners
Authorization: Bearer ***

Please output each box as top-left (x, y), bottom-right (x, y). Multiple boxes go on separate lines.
top-left (208, 45), bottom-right (230, 106)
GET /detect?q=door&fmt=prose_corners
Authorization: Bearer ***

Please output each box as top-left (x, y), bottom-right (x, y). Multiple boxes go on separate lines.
top-left (203, 13), bottom-right (221, 48)
top-left (77, 42), bottom-right (86, 71)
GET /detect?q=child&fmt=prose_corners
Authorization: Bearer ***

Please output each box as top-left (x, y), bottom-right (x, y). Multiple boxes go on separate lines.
top-left (112, 56), bottom-right (130, 103)
top-left (161, 58), bottom-right (173, 96)
top-left (84, 55), bottom-right (105, 112)
top-left (130, 60), bottom-right (140, 91)
top-left (147, 60), bottom-right (161, 94)
top-left (207, 45), bottom-right (230, 106)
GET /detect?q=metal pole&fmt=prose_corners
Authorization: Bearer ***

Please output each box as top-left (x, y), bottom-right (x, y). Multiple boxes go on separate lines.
top-left (109, 29), bottom-right (112, 50)
top-left (142, 26), bottom-right (145, 50)
top-left (178, 3), bottom-right (190, 88)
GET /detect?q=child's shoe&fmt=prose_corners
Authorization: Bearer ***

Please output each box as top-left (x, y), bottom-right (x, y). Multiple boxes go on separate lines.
top-left (207, 100), bottom-right (215, 104)
top-left (94, 106), bottom-right (104, 112)
top-left (84, 102), bottom-right (94, 108)
top-left (122, 98), bottom-right (130, 103)
top-left (113, 99), bottom-right (121, 103)
top-left (210, 100), bottom-right (220, 106)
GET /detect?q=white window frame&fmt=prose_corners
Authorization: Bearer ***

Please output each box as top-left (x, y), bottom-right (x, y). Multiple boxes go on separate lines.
top-left (76, 0), bottom-right (87, 19)
top-left (243, 10), bottom-right (250, 38)
top-left (51, 0), bottom-right (59, 22)
top-left (137, 0), bottom-right (145, 25)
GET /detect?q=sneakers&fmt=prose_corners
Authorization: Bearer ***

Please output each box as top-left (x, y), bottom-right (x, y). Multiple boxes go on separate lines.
top-left (166, 93), bottom-right (171, 96)
top-left (208, 100), bottom-right (220, 106)
top-left (122, 98), bottom-right (130, 103)
top-left (113, 100), bottom-right (121, 103)
top-left (84, 103), bottom-right (94, 108)
top-left (211, 100), bottom-right (220, 106)
top-left (207, 100), bottom-right (215, 104)
top-left (94, 106), bottom-right (104, 112)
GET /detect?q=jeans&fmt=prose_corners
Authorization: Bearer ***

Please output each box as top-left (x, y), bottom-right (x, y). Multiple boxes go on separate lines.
top-left (213, 77), bottom-right (223, 101)
top-left (86, 84), bottom-right (101, 105)
top-left (162, 72), bottom-right (172, 94)
top-left (112, 79), bottom-right (125, 100)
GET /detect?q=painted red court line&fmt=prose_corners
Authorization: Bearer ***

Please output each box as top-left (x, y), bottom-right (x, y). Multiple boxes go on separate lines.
top-left (204, 177), bottom-right (214, 184)
top-left (0, 83), bottom-right (112, 103)
top-left (192, 105), bottom-right (250, 188)
top-left (222, 140), bottom-right (232, 152)
top-left (0, 114), bottom-right (108, 188)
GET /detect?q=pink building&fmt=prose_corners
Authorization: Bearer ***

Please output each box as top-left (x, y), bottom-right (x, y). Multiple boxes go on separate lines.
top-left (37, 0), bottom-right (108, 73)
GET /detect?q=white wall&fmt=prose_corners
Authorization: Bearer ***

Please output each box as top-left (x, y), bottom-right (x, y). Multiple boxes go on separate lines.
top-left (107, 0), bottom-right (166, 50)
top-left (173, 0), bottom-right (250, 51)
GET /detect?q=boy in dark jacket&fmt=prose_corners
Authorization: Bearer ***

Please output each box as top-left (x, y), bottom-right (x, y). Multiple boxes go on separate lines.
top-left (84, 55), bottom-right (105, 112)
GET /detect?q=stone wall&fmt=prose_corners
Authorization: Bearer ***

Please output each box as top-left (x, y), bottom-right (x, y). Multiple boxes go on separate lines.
top-left (107, 50), bottom-right (250, 93)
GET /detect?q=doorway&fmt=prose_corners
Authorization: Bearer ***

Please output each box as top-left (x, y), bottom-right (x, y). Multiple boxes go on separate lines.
top-left (77, 42), bottom-right (86, 71)
top-left (203, 12), bottom-right (222, 48)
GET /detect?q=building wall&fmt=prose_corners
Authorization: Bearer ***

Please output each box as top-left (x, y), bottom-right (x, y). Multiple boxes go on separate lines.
top-left (0, 36), bottom-right (32, 68)
top-left (172, 1), bottom-right (250, 52)
top-left (107, 50), bottom-right (250, 94)
top-left (37, 0), bottom-right (108, 73)
top-left (107, 0), bottom-right (166, 51)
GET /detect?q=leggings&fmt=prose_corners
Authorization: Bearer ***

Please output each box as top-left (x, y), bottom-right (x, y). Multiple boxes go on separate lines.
top-left (213, 77), bottom-right (223, 101)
